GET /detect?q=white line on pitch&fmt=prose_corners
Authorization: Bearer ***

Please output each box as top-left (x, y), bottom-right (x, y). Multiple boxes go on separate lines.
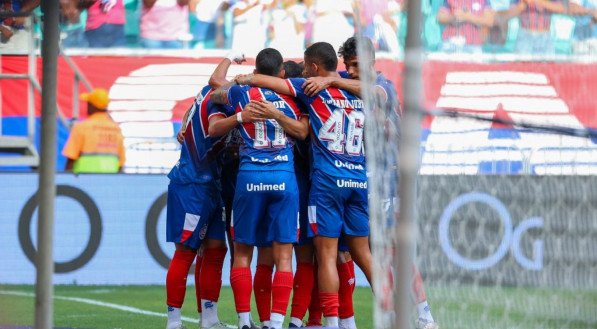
top-left (0, 290), bottom-right (197, 323)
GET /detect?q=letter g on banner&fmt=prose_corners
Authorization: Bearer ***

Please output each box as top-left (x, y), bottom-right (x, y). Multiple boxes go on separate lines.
top-left (439, 192), bottom-right (544, 271)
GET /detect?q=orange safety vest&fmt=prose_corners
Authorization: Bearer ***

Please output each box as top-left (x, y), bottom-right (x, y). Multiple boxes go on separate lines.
top-left (62, 112), bottom-right (126, 173)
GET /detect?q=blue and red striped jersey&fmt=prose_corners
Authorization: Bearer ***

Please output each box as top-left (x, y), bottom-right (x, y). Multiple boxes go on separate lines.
top-left (285, 77), bottom-right (367, 181)
top-left (168, 85), bottom-right (230, 184)
top-left (219, 84), bottom-right (305, 172)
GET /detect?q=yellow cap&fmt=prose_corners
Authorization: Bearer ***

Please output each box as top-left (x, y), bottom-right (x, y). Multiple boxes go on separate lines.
top-left (80, 88), bottom-right (110, 110)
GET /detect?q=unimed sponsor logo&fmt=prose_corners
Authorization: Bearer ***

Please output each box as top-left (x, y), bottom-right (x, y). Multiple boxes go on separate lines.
top-left (334, 160), bottom-right (364, 170)
top-left (246, 182), bottom-right (286, 192)
top-left (336, 179), bottom-right (367, 189)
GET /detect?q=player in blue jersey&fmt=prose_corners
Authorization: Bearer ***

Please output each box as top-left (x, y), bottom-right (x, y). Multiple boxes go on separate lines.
top-left (334, 36), bottom-right (437, 329)
top-left (235, 42), bottom-right (373, 328)
top-left (209, 48), bottom-right (309, 329)
top-left (166, 54), bottom-right (245, 329)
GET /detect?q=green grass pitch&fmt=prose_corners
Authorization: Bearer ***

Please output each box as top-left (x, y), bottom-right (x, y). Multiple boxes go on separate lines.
top-left (1, 285), bottom-right (596, 328)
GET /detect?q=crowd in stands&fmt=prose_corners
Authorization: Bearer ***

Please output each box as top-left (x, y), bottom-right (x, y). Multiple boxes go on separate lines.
top-left (2, 0), bottom-right (597, 55)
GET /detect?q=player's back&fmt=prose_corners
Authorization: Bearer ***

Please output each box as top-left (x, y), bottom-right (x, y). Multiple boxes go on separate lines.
top-left (231, 85), bottom-right (304, 172)
top-left (168, 85), bottom-right (226, 184)
top-left (286, 78), bottom-right (366, 180)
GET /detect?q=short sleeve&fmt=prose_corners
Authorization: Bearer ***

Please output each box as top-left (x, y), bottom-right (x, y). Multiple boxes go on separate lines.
top-left (285, 78), bottom-right (316, 106)
top-left (61, 123), bottom-right (84, 160)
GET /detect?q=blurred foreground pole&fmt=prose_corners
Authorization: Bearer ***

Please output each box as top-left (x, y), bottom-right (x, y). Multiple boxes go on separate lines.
top-left (396, 0), bottom-right (424, 327)
top-left (36, 1), bottom-right (60, 328)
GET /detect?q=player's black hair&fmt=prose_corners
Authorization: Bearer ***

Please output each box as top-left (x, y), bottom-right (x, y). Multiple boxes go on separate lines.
top-left (255, 48), bottom-right (284, 77)
top-left (338, 36), bottom-right (375, 61)
top-left (282, 60), bottom-right (303, 78)
top-left (304, 42), bottom-right (338, 71)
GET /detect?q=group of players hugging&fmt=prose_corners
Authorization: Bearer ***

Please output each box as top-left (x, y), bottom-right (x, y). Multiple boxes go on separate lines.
top-left (163, 36), bottom-right (439, 329)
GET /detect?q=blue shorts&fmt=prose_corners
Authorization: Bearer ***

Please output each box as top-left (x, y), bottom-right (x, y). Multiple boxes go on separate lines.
top-left (166, 182), bottom-right (226, 250)
top-left (232, 170), bottom-right (299, 247)
top-left (296, 168), bottom-right (312, 246)
top-left (307, 171), bottom-right (369, 238)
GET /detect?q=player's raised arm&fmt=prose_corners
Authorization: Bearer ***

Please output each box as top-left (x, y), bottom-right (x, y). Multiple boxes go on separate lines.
top-left (209, 50), bottom-right (246, 89)
top-left (235, 73), bottom-right (293, 96)
top-left (246, 100), bottom-right (309, 140)
top-left (210, 82), bottom-right (236, 105)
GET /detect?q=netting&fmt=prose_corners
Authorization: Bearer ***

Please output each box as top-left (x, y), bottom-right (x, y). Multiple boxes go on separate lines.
top-left (357, 0), bottom-right (597, 328)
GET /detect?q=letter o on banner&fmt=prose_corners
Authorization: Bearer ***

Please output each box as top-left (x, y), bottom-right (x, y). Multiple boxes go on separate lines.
top-left (439, 192), bottom-right (513, 271)
top-left (145, 192), bottom-right (195, 273)
top-left (18, 185), bottom-right (103, 273)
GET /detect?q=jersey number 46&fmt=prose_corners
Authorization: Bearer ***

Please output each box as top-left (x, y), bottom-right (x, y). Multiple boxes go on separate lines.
top-left (319, 109), bottom-right (364, 155)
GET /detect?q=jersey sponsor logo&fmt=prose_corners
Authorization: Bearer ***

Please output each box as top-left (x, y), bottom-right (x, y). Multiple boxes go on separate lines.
top-left (336, 179), bottom-right (367, 189)
top-left (334, 160), bottom-right (364, 170)
top-left (246, 182), bottom-right (286, 192)
top-left (250, 154), bottom-right (289, 163)
top-left (325, 99), bottom-right (364, 109)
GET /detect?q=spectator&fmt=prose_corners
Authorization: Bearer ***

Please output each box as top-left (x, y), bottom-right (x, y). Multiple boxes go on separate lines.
top-left (140, 0), bottom-right (191, 49)
top-left (231, 0), bottom-right (268, 57)
top-left (80, 0), bottom-right (126, 47)
top-left (437, 0), bottom-right (495, 53)
top-left (59, 0), bottom-right (88, 47)
top-left (310, 0), bottom-right (354, 52)
top-left (485, 0), bottom-right (513, 52)
top-left (62, 88), bottom-right (126, 174)
top-left (189, 0), bottom-right (231, 49)
top-left (0, 0), bottom-right (39, 45)
top-left (268, 0), bottom-right (306, 57)
top-left (570, 0), bottom-right (597, 54)
top-left (510, 0), bottom-right (594, 54)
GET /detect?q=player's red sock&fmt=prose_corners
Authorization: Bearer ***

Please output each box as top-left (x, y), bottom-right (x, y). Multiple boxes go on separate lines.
top-left (230, 267), bottom-right (252, 313)
top-left (290, 262), bottom-right (315, 320)
top-left (412, 266), bottom-right (427, 303)
top-left (319, 291), bottom-right (339, 318)
top-left (166, 250), bottom-right (196, 308)
top-left (200, 248), bottom-right (227, 302)
top-left (271, 271), bottom-right (293, 315)
top-left (194, 254), bottom-right (203, 313)
top-left (338, 260), bottom-right (355, 319)
top-left (253, 264), bottom-right (273, 322)
top-left (306, 264), bottom-right (322, 326)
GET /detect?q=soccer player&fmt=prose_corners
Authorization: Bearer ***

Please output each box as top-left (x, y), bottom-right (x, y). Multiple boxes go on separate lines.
top-left (235, 42), bottom-right (372, 328)
top-left (209, 48), bottom-right (309, 329)
top-left (304, 36), bottom-right (439, 329)
top-left (166, 54), bottom-right (244, 329)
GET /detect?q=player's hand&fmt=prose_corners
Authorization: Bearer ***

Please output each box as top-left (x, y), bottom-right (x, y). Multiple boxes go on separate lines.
top-left (176, 128), bottom-right (186, 144)
top-left (246, 100), bottom-right (279, 120)
top-left (226, 50), bottom-right (246, 64)
top-left (234, 74), bottom-right (254, 85)
top-left (240, 106), bottom-right (262, 123)
top-left (302, 77), bottom-right (333, 97)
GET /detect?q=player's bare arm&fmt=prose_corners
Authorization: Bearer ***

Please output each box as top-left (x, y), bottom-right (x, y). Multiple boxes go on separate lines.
top-left (246, 100), bottom-right (309, 140)
top-left (208, 114), bottom-right (238, 138)
top-left (235, 74), bottom-right (293, 96)
top-left (210, 82), bottom-right (236, 105)
top-left (176, 106), bottom-right (193, 144)
top-left (302, 76), bottom-right (363, 97)
top-left (209, 51), bottom-right (246, 89)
